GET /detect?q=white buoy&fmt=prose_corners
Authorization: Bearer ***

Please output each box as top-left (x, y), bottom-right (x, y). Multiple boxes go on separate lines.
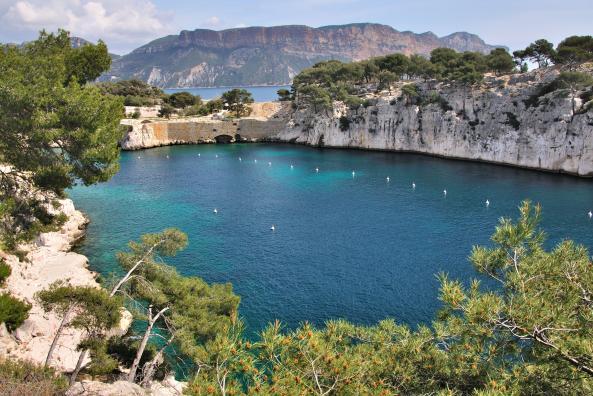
top-left (589, 210), bottom-right (592, 219)
top-left (443, 189), bottom-right (447, 196)
top-left (290, 164), bottom-right (294, 169)
top-left (166, 155), bottom-right (169, 159)
top-left (198, 153), bottom-right (201, 157)
top-left (213, 208), bottom-right (218, 214)
top-left (137, 156), bottom-right (141, 159)
top-left (270, 225), bottom-right (276, 231)
top-left (412, 182), bottom-right (416, 189)
top-left (254, 159), bottom-right (257, 163)
top-left (386, 177), bottom-right (390, 182)
top-left (352, 171), bottom-right (356, 177)
top-left (268, 162), bottom-right (272, 166)
top-left (315, 167), bottom-right (319, 173)
top-left (215, 154), bottom-right (218, 158)
top-left (486, 199), bottom-right (490, 207)
top-left (239, 157), bottom-right (242, 161)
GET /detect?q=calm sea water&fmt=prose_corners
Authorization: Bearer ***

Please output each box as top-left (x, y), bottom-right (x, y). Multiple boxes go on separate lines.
top-left (163, 85), bottom-right (290, 102)
top-left (69, 144), bottom-right (593, 334)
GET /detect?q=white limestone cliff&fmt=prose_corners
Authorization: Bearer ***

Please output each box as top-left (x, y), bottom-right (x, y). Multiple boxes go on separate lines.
top-left (0, 198), bottom-right (132, 372)
top-left (276, 68), bottom-right (593, 177)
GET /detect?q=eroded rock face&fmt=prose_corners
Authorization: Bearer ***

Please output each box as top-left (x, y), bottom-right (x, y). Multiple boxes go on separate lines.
top-left (103, 23), bottom-right (500, 87)
top-left (120, 102), bottom-right (290, 150)
top-left (276, 69), bottom-right (593, 177)
top-left (0, 198), bottom-right (132, 372)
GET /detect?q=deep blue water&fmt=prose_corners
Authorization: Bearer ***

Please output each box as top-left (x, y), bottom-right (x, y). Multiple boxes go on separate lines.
top-left (69, 144), bottom-right (593, 334)
top-left (163, 85), bottom-right (290, 102)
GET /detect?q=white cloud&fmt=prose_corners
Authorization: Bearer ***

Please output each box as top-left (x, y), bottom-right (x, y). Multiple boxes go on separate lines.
top-left (1, 0), bottom-right (172, 53)
top-left (203, 16), bottom-right (221, 29)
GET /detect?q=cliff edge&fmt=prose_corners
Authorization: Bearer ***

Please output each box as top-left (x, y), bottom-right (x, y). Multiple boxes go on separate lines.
top-left (276, 68), bottom-right (593, 176)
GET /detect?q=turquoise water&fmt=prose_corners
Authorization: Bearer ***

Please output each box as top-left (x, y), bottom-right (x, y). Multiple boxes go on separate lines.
top-left (163, 85), bottom-right (290, 102)
top-left (69, 144), bottom-right (593, 334)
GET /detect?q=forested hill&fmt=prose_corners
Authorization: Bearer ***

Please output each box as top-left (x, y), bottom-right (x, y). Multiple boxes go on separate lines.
top-left (101, 23), bottom-right (501, 87)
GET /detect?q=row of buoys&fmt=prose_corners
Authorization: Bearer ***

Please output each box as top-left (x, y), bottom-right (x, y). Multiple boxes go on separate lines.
top-left (154, 153), bottom-right (592, 221)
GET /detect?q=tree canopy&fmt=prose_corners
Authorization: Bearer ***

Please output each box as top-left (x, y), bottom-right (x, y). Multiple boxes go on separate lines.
top-left (0, 29), bottom-right (123, 249)
top-left (222, 89), bottom-right (254, 118)
top-left (184, 202), bottom-right (593, 395)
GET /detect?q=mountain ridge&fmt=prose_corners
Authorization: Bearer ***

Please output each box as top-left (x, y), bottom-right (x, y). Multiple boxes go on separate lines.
top-left (102, 23), bottom-right (503, 87)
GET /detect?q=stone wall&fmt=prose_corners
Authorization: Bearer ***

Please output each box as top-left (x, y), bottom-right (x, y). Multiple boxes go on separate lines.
top-left (120, 102), bottom-right (290, 150)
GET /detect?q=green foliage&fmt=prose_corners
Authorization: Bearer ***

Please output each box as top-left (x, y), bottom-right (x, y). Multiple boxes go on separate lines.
top-left (78, 336), bottom-right (120, 377)
top-left (65, 39), bottom-right (111, 85)
top-left (527, 71), bottom-right (593, 109)
top-left (97, 79), bottom-right (165, 103)
top-left (221, 88), bottom-right (254, 118)
top-left (338, 116), bottom-right (350, 131)
top-left (0, 29), bottom-right (123, 248)
top-left (277, 88), bottom-right (292, 101)
top-left (555, 35), bottom-right (593, 68)
top-left (158, 103), bottom-right (176, 119)
top-left (165, 91), bottom-right (201, 109)
top-left (0, 259), bottom-right (11, 284)
top-left (112, 228), bottom-right (239, 380)
top-left (0, 293), bottom-right (31, 331)
top-left (0, 358), bottom-right (68, 396)
top-left (205, 98), bottom-right (224, 114)
top-left (513, 39), bottom-right (556, 68)
top-left (185, 202), bottom-right (593, 395)
top-left (291, 46), bottom-right (516, 111)
top-left (36, 282), bottom-right (122, 333)
top-left (401, 83), bottom-right (420, 104)
top-left (297, 85), bottom-right (332, 113)
top-left (487, 48), bottom-right (516, 75)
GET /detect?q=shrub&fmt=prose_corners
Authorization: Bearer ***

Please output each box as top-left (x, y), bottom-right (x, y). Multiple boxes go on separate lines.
top-left (505, 112), bottom-right (521, 130)
top-left (339, 116), bottom-right (351, 131)
top-left (183, 104), bottom-right (207, 117)
top-left (0, 259), bottom-right (10, 285)
top-left (158, 103), bottom-right (176, 119)
top-left (165, 92), bottom-right (201, 109)
top-left (0, 293), bottom-right (31, 331)
top-left (0, 358), bottom-right (68, 396)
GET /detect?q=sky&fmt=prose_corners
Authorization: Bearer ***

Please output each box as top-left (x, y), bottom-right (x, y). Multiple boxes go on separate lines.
top-left (0, 0), bottom-right (591, 54)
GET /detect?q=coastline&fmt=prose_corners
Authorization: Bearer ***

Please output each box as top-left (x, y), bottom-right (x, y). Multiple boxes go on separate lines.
top-left (0, 198), bottom-right (131, 372)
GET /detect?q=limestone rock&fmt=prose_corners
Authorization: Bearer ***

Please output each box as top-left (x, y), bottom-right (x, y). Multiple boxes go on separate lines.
top-left (276, 68), bottom-right (593, 177)
top-left (67, 380), bottom-right (147, 396)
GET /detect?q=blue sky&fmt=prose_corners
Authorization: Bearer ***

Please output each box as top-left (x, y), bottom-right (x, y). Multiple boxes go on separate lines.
top-left (1, 0), bottom-right (591, 54)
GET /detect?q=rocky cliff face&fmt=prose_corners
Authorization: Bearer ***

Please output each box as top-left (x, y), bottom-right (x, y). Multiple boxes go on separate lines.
top-left (103, 23), bottom-right (500, 87)
top-left (276, 69), bottom-right (593, 177)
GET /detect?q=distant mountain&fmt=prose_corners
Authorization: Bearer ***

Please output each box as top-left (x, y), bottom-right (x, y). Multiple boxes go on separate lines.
top-left (102, 23), bottom-right (503, 88)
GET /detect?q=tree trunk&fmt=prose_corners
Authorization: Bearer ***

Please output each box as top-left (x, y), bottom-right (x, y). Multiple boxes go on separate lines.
top-left (45, 307), bottom-right (72, 367)
top-left (69, 349), bottom-right (87, 385)
top-left (140, 335), bottom-right (174, 387)
top-left (110, 240), bottom-right (164, 297)
top-left (127, 306), bottom-right (169, 382)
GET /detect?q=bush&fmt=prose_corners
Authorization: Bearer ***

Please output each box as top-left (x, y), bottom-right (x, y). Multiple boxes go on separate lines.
top-left (0, 259), bottom-right (10, 284)
top-left (0, 358), bottom-right (68, 396)
top-left (339, 116), bottom-right (351, 131)
top-left (0, 293), bottom-right (31, 331)
top-left (182, 104), bottom-right (207, 117)
top-left (165, 92), bottom-right (201, 109)
top-left (158, 103), bottom-right (176, 119)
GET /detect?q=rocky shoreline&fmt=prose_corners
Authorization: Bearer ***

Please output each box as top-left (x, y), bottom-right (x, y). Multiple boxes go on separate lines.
top-left (0, 199), bottom-right (128, 371)
top-left (119, 68), bottom-right (593, 177)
